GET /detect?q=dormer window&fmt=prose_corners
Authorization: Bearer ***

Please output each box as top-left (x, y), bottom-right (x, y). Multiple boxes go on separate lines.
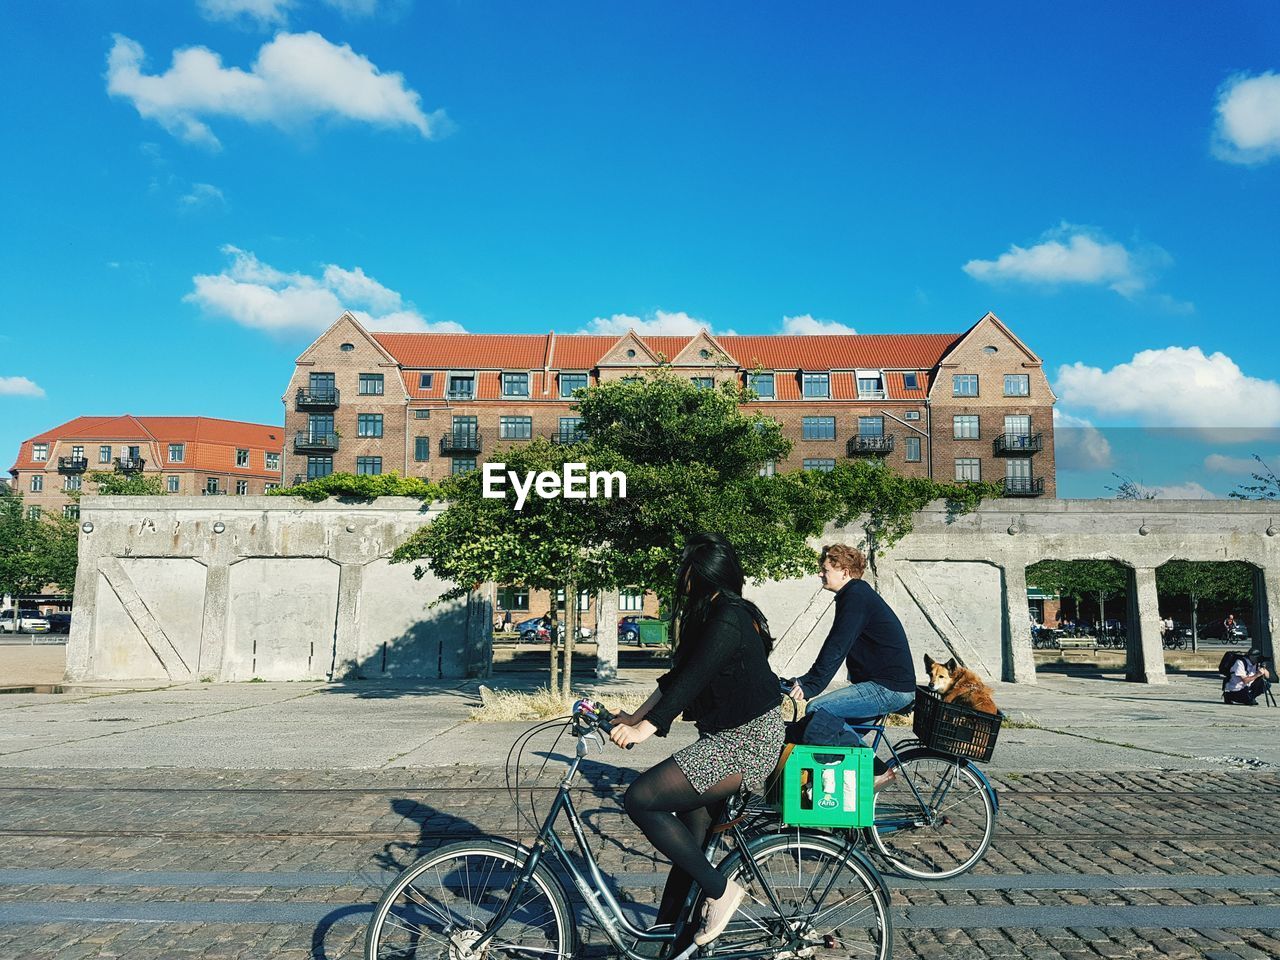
top-left (419, 373), bottom-right (434, 390)
top-left (560, 373), bottom-right (588, 397)
top-left (448, 374), bottom-right (475, 399)
top-left (856, 370), bottom-right (885, 400)
top-left (748, 372), bottom-right (775, 398)
top-left (802, 372), bottom-right (829, 398)
top-left (502, 372), bottom-right (530, 397)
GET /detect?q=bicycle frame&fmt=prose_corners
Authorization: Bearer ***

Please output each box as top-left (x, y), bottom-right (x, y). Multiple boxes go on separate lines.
top-left (473, 728), bottom-right (804, 960)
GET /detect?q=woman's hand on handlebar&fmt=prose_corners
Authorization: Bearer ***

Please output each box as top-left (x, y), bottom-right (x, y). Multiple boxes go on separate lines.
top-left (610, 719), bottom-right (656, 749)
top-left (609, 710), bottom-right (637, 727)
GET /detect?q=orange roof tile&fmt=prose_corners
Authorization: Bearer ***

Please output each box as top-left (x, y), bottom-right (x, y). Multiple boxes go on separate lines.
top-left (372, 333), bottom-right (551, 369)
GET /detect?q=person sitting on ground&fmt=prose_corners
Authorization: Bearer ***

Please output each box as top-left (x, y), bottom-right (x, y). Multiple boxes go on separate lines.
top-left (786, 545), bottom-right (915, 786)
top-left (1224, 648), bottom-right (1271, 706)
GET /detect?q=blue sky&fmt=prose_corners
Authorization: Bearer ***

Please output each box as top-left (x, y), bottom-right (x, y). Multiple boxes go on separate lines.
top-left (3, 1), bottom-right (1279, 497)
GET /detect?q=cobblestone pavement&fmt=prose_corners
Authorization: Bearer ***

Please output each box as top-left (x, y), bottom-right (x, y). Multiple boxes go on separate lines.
top-left (0, 758), bottom-right (1277, 959)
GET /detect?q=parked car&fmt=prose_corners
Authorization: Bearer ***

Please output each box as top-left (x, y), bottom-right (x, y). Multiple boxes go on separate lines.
top-left (619, 615), bottom-right (668, 645)
top-left (0, 610), bottom-right (51, 633)
top-left (516, 615), bottom-right (552, 643)
top-left (45, 612), bottom-right (72, 634)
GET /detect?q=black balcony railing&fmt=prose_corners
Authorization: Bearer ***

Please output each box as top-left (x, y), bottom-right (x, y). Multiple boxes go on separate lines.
top-left (1002, 476), bottom-right (1045, 497)
top-left (550, 430), bottom-right (587, 444)
top-left (57, 457), bottom-right (88, 473)
top-left (201, 489), bottom-right (228, 496)
top-left (293, 433), bottom-right (340, 453)
top-left (114, 457), bottom-right (146, 472)
top-left (846, 434), bottom-right (895, 456)
top-left (440, 430), bottom-right (483, 454)
top-left (993, 433), bottom-right (1044, 456)
top-left (296, 387), bottom-right (340, 410)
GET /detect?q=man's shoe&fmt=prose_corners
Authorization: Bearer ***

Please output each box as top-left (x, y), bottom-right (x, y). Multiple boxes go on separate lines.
top-left (694, 879), bottom-right (745, 946)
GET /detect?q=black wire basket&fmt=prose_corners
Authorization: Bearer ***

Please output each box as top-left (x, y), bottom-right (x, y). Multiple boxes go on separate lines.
top-left (912, 685), bottom-right (1002, 762)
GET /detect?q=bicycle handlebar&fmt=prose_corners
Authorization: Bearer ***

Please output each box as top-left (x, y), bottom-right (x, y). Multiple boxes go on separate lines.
top-left (572, 699), bottom-right (632, 749)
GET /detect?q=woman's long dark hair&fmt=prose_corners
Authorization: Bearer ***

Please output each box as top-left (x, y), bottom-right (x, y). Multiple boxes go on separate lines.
top-left (670, 533), bottom-right (773, 658)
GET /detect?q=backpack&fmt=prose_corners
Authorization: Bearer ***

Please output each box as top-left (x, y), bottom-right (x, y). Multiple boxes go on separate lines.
top-left (1218, 651), bottom-right (1249, 689)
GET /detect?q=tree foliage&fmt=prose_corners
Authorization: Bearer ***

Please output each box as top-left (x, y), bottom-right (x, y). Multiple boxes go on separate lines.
top-left (81, 471), bottom-right (168, 497)
top-left (1156, 560), bottom-right (1254, 605)
top-left (1027, 559), bottom-right (1129, 617)
top-left (0, 495), bottom-right (79, 605)
top-left (268, 471), bottom-right (441, 503)
top-left (1229, 455), bottom-right (1280, 500)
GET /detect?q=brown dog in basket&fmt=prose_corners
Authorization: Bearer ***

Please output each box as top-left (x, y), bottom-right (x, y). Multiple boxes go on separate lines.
top-left (923, 654), bottom-right (998, 715)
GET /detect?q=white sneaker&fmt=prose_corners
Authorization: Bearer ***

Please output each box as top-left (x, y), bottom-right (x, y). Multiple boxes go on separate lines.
top-left (694, 879), bottom-right (745, 945)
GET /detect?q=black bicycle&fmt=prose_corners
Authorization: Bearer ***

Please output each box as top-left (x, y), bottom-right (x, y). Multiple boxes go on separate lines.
top-left (365, 700), bottom-right (893, 960)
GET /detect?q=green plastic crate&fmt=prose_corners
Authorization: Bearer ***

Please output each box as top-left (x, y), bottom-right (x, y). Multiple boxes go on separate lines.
top-left (775, 745), bottom-right (875, 828)
top-left (636, 620), bottom-right (669, 646)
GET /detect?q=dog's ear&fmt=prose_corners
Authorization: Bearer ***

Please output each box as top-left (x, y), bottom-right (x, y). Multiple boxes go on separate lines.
top-left (945, 658), bottom-right (958, 672)
top-left (923, 653), bottom-right (935, 669)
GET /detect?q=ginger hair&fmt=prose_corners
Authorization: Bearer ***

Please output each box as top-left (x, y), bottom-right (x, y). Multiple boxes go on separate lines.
top-left (819, 544), bottom-right (867, 579)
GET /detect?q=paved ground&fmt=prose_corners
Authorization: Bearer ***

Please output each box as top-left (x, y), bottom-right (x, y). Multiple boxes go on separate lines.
top-left (0, 652), bottom-right (1277, 958)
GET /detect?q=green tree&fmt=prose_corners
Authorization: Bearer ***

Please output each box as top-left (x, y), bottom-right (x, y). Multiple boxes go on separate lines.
top-left (1027, 559), bottom-right (1129, 629)
top-left (82, 471), bottom-right (167, 497)
top-left (0, 495), bottom-right (78, 629)
top-left (1229, 455), bottom-right (1280, 500)
top-left (267, 471), bottom-right (440, 503)
top-left (1156, 560), bottom-right (1254, 650)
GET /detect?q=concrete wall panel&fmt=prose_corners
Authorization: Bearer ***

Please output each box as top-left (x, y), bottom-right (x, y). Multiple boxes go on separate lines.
top-left (92, 571), bottom-right (168, 680)
top-left (356, 558), bottom-right (480, 678)
top-left (225, 558), bottom-right (339, 680)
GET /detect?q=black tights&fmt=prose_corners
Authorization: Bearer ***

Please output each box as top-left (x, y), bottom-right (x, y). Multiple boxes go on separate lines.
top-left (623, 758), bottom-right (741, 921)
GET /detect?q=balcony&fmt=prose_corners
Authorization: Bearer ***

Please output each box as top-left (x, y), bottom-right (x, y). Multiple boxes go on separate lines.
top-left (856, 390), bottom-right (887, 401)
top-left (57, 457), bottom-right (88, 473)
top-left (550, 430), bottom-right (587, 444)
top-left (114, 457), bottom-right (145, 473)
top-left (293, 433), bottom-right (340, 453)
top-left (993, 433), bottom-right (1043, 456)
top-left (296, 387), bottom-right (340, 410)
top-left (1002, 476), bottom-right (1045, 497)
top-left (440, 430), bottom-right (483, 455)
top-left (446, 389), bottom-right (476, 402)
top-left (201, 489), bottom-right (228, 496)
top-left (846, 434), bottom-right (895, 456)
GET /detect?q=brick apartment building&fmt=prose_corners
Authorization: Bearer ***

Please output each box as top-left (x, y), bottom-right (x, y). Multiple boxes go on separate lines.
top-left (283, 310), bottom-right (1055, 627)
top-left (8, 415), bottom-right (286, 520)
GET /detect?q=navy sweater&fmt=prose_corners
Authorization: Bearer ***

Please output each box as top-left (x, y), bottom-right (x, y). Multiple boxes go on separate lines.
top-left (797, 579), bottom-right (915, 698)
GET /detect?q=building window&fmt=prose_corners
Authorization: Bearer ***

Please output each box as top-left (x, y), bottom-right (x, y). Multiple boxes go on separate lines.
top-left (99, 445), bottom-right (112, 464)
top-left (356, 456), bottom-right (383, 475)
top-left (1004, 415), bottom-right (1032, 438)
top-left (235, 448), bottom-right (249, 467)
top-left (167, 476), bottom-right (180, 493)
top-left (619, 588), bottom-right (644, 612)
top-left (265, 483), bottom-right (280, 491)
top-left (236, 480), bottom-right (249, 495)
top-left (803, 459), bottom-right (836, 472)
top-left (856, 374), bottom-right (884, 398)
top-left (953, 415), bottom-right (980, 439)
top-left (905, 410), bottom-right (921, 421)
top-left (1004, 374), bottom-right (1030, 397)
top-left (359, 373), bottom-right (385, 395)
top-left (955, 458), bottom-right (981, 482)
top-left (168, 443), bottom-right (185, 462)
top-left (691, 377), bottom-right (714, 390)
top-left (802, 373), bottom-right (830, 398)
top-left (357, 414), bottom-right (384, 438)
top-left (71, 445), bottom-right (84, 459)
top-left (30, 475), bottom-right (43, 492)
top-left (558, 417), bottom-right (584, 442)
top-left (501, 372), bottom-right (530, 397)
top-left (340, 343), bottom-right (355, 352)
top-left (758, 461), bottom-right (776, 477)
top-left (560, 373), bottom-right (588, 397)
top-left (556, 588), bottom-right (591, 612)
top-left (802, 417), bottom-right (836, 440)
top-left (748, 372), bottom-right (775, 398)
top-left (414, 409), bottom-right (431, 420)
top-left (952, 374), bottom-right (979, 397)
top-left (206, 477), bottom-right (220, 494)
top-left (32, 443), bottom-right (48, 461)
top-left (265, 452), bottom-right (280, 471)
top-left (308, 414), bottom-right (334, 440)
top-left (903, 373), bottom-right (919, 390)
top-left (448, 375), bottom-right (475, 399)
top-left (28, 506), bottom-right (41, 520)
top-left (414, 436), bottom-right (430, 461)
top-left (452, 457), bottom-right (477, 475)
top-left (500, 416), bottom-right (533, 440)
top-left (419, 373), bottom-right (434, 390)
top-left (1006, 458), bottom-right (1032, 481)
top-left (306, 457), bottom-right (333, 479)
top-left (64, 475), bottom-right (82, 491)
top-left (309, 372), bottom-right (335, 394)
top-left (497, 586), bottom-right (530, 611)
top-left (905, 437), bottom-right (922, 462)
top-left (64, 504), bottom-right (80, 520)
top-left (858, 416), bottom-right (884, 437)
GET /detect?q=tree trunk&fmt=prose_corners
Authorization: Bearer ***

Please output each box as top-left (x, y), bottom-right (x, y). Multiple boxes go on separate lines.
top-left (561, 582), bottom-right (576, 701)
top-left (1191, 594), bottom-right (1199, 653)
top-left (1099, 594), bottom-right (1106, 635)
top-left (549, 611), bottom-right (559, 695)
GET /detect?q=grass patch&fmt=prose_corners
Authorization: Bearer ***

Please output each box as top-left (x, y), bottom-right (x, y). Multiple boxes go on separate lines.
top-left (1001, 714), bottom-right (1043, 730)
top-left (471, 686), bottom-right (652, 722)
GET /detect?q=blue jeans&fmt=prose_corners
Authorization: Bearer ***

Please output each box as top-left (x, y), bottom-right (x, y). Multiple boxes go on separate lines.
top-left (808, 681), bottom-right (916, 748)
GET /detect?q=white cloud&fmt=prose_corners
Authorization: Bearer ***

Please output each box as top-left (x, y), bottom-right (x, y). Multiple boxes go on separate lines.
top-left (106, 32), bottom-right (442, 149)
top-left (1145, 481), bottom-right (1218, 500)
top-left (579, 310), bottom-right (734, 336)
top-left (1055, 346), bottom-right (1280, 429)
top-left (198, 0), bottom-right (385, 27)
top-left (780, 314), bottom-right (857, 335)
top-left (1213, 71), bottom-right (1280, 165)
top-left (1052, 408), bottom-right (1113, 470)
top-left (179, 182), bottom-right (226, 210)
top-left (963, 223), bottom-right (1168, 299)
top-left (1204, 453), bottom-right (1278, 475)
top-left (0, 377), bottom-right (45, 398)
top-left (185, 246), bottom-right (464, 336)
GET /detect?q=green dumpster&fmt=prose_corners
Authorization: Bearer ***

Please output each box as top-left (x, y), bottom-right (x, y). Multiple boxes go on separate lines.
top-left (637, 620), bottom-right (669, 646)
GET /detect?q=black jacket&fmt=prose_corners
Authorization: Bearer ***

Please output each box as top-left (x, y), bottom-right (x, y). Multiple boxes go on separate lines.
top-left (796, 579), bottom-right (915, 698)
top-left (646, 597), bottom-right (779, 737)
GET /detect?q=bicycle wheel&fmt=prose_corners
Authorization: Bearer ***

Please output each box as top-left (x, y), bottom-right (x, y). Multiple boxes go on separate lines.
top-left (867, 749), bottom-right (995, 880)
top-left (708, 831), bottom-right (891, 960)
top-left (365, 839), bottom-right (576, 960)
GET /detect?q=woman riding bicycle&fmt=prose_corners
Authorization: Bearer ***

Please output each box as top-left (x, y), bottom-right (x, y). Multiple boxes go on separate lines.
top-left (607, 533), bottom-right (784, 949)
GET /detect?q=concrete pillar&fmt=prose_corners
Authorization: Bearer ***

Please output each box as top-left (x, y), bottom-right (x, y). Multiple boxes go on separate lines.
top-left (330, 561), bottom-right (364, 679)
top-left (198, 561), bottom-right (232, 682)
top-left (1126, 567), bottom-right (1167, 684)
top-left (1000, 562), bottom-right (1037, 684)
top-left (64, 522), bottom-right (100, 682)
top-left (596, 589), bottom-right (619, 680)
top-left (1255, 566), bottom-right (1278, 663)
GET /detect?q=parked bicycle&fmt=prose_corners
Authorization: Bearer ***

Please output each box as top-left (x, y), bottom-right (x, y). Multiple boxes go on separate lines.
top-left (365, 700), bottom-right (893, 960)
